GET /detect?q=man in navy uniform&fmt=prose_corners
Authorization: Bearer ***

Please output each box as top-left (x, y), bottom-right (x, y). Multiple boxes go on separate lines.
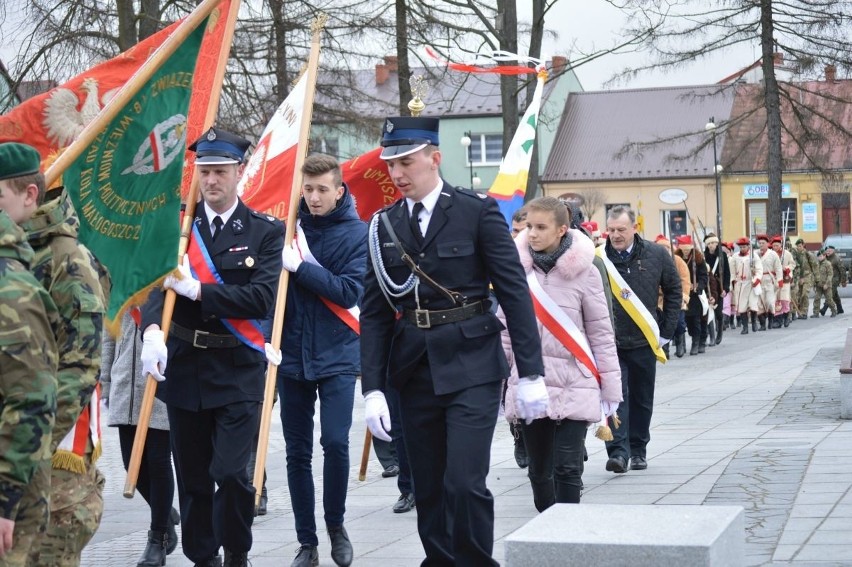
top-left (141, 127), bottom-right (283, 567)
top-left (359, 116), bottom-right (546, 566)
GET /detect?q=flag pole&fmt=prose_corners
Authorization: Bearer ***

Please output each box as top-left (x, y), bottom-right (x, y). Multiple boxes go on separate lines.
top-left (252, 14), bottom-right (326, 510)
top-left (44, 0), bottom-right (225, 188)
top-left (123, 0), bottom-right (241, 498)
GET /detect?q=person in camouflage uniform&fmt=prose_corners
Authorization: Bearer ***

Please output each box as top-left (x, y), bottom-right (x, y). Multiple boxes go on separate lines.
top-left (824, 245), bottom-right (847, 315)
top-left (0, 208), bottom-right (58, 567)
top-left (812, 249), bottom-right (836, 318)
top-left (792, 238), bottom-right (817, 320)
top-left (0, 142), bottom-right (105, 566)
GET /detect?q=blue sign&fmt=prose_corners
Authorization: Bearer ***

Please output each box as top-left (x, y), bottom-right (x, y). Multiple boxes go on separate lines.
top-left (802, 203), bottom-right (817, 232)
top-left (743, 183), bottom-right (791, 199)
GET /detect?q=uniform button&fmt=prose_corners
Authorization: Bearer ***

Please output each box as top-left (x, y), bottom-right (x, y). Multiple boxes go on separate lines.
top-left (423, 299), bottom-right (430, 305)
top-left (420, 253), bottom-right (426, 258)
top-left (452, 247), bottom-right (458, 253)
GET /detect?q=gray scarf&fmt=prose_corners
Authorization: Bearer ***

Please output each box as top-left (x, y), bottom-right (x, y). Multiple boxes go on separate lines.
top-left (530, 233), bottom-right (573, 274)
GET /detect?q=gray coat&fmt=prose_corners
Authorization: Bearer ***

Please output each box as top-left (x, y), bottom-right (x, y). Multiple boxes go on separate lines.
top-left (101, 311), bottom-right (169, 430)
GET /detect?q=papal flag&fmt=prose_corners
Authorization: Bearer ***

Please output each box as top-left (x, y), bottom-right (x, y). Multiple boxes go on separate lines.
top-left (60, 14), bottom-right (213, 330)
top-left (487, 67), bottom-right (548, 225)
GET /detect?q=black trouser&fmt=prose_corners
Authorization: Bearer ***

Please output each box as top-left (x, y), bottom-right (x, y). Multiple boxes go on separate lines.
top-left (398, 362), bottom-right (501, 567)
top-left (606, 346), bottom-right (657, 460)
top-left (833, 286), bottom-right (844, 312)
top-left (117, 425), bottom-right (174, 532)
top-left (521, 418), bottom-right (587, 511)
top-left (714, 301), bottom-right (724, 342)
top-left (372, 388), bottom-right (414, 496)
top-left (168, 402), bottom-right (259, 563)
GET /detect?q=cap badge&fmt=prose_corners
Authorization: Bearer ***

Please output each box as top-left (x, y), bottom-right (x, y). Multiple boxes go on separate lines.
top-left (620, 288), bottom-right (632, 300)
top-left (207, 129), bottom-right (217, 141)
top-left (245, 256), bottom-right (255, 267)
top-left (385, 119), bottom-right (394, 133)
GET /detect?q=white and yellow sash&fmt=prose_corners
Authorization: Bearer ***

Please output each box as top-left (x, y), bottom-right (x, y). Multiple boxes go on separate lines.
top-left (527, 272), bottom-right (600, 380)
top-left (295, 221), bottom-right (361, 334)
top-left (595, 246), bottom-right (667, 363)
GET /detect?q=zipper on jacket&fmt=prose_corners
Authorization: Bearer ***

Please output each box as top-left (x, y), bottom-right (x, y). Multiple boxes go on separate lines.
top-left (129, 325), bottom-right (138, 424)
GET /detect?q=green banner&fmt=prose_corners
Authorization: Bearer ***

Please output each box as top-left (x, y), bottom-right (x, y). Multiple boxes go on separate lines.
top-left (64, 20), bottom-right (208, 326)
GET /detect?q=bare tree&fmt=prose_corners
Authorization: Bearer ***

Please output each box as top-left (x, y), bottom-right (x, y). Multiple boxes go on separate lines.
top-left (579, 188), bottom-right (606, 221)
top-left (610, 0), bottom-right (852, 235)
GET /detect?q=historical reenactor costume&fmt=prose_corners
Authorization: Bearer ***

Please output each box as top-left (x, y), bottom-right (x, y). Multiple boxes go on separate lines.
top-left (141, 128), bottom-right (284, 567)
top-left (771, 236), bottom-right (796, 327)
top-left (813, 249), bottom-right (837, 317)
top-left (0, 209), bottom-right (58, 566)
top-left (674, 235), bottom-right (708, 355)
top-left (730, 237), bottom-right (763, 333)
top-left (755, 234), bottom-right (781, 330)
top-left (704, 234), bottom-right (730, 343)
top-left (360, 114), bottom-right (544, 566)
top-left (792, 238), bottom-right (818, 320)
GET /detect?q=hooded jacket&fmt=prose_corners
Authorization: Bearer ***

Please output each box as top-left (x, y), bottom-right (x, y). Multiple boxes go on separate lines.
top-left (500, 229), bottom-right (622, 423)
top-left (278, 183), bottom-right (367, 381)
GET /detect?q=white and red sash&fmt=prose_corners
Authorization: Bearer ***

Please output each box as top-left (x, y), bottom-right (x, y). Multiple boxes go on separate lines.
top-left (526, 272), bottom-right (600, 381)
top-left (186, 223), bottom-right (266, 352)
top-left (294, 221), bottom-right (360, 334)
top-left (54, 383), bottom-right (102, 473)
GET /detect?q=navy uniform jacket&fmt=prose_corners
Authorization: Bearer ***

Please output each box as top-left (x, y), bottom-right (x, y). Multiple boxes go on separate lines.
top-left (360, 182), bottom-right (543, 396)
top-left (142, 199), bottom-right (284, 411)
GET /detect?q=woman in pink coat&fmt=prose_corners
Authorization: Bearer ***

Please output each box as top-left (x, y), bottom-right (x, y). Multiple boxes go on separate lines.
top-left (500, 197), bottom-right (622, 510)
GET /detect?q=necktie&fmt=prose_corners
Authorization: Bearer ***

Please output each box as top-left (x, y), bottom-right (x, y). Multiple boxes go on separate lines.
top-left (212, 216), bottom-right (223, 242)
top-left (620, 249), bottom-right (630, 260)
top-left (410, 202), bottom-right (424, 245)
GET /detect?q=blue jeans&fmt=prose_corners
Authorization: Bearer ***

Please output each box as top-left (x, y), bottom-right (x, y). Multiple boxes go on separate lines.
top-left (605, 346), bottom-right (657, 460)
top-left (279, 374), bottom-right (356, 546)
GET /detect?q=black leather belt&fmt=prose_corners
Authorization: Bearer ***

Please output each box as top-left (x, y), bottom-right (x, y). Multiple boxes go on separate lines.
top-left (170, 322), bottom-right (242, 349)
top-left (403, 300), bottom-right (486, 329)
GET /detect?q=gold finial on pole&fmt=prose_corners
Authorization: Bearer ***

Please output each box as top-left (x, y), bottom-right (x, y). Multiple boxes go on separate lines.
top-left (408, 75), bottom-right (428, 117)
top-left (311, 12), bottom-right (329, 33)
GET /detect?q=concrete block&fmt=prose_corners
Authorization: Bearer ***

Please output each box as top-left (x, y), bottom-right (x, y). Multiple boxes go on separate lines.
top-left (841, 375), bottom-right (852, 419)
top-left (504, 504), bottom-right (744, 567)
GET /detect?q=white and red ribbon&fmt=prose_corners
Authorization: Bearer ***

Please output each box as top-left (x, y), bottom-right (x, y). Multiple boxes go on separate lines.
top-left (425, 46), bottom-right (544, 75)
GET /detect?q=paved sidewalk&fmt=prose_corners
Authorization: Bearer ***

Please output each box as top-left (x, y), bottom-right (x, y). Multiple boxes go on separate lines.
top-left (83, 314), bottom-right (852, 566)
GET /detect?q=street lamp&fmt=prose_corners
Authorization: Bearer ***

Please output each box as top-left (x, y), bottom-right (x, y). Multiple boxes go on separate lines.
top-left (460, 131), bottom-right (475, 188)
top-left (705, 117), bottom-right (723, 238)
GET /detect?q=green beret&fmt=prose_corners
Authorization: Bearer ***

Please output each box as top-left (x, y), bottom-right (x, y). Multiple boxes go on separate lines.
top-left (827, 245), bottom-right (836, 250)
top-left (795, 238), bottom-right (804, 245)
top-left (0, 143), bottom-right (41, 181)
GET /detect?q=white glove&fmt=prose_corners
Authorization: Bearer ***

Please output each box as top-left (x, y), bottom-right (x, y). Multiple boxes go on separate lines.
top-left (515, 376), bottom-right (549, 424)
top-left (659, 337), bottom-right (671, 347)
top-left (141, 330), bottom-right (168, 382)
top-left (364, 390), bottom-right (392, 442)
top-left (281, 242), bottom-right (303, 272)
top-left (264, 342), bottom-right (282, 366)
top-left (164, 255), bottom-right (200, 301)
top-left (601, 400), bottom-right (619, 418)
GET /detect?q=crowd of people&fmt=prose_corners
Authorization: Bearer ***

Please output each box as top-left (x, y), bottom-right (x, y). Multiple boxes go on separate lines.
top-left (1, 109), bottom-right (846, 567)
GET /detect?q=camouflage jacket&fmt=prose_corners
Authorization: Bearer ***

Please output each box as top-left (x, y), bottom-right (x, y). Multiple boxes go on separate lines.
top-left (827, 253), bottom-right (848, 286)
top-left (0, 211), bottom-right (58, 519)
top-left (815, 258), bottom-right (834, 288)
top-left (792, 249), bottom-right (817, 280)
top-left (20, 191), bottom-right (104, 453)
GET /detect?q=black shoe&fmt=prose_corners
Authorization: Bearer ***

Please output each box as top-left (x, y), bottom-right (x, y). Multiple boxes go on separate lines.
top-left (382, 464), bottom-right (400, 478)
top-left (514, 438), bottom-right (529, 469)
top-left (167, 507), bottom-right (179, 555)
top-left (698, 340), bottom-right (706, 353)
top-left (393, 492), bottom-right (416, 513)
top-left (675, 334), bottom-right (686, 358)
top-left (605, 456), bottom-right (628, 474)
top-left (291, 545), bottom-right (318, 567)
top-left (838, 307), bottom-right (844, 314)
top-left (194, 557), bottom-right (222, 567)
top-left (751, 314), bottom-right (758, 332)
top-left (715, 330), bottom-right (723, 345)
top-left (740, 315), bottom-right (748, 334)
top-left (256, 485), bottom-right (268, 516)
top-left (783, 313), bottom-right (791, 327)
top-left (771, 314), bottom-right (783, 329)
top-left (662, 343), bottom-right (670, 358)
top-left (223, 549), bottom-right (248, 567)
top-left (689, 339), bottom-right (699, 356)
top-left (758, 314), bottom-right (767, 331)
top-left (821, 305), bottom-right (828, 316)
top-left (630, 456), bottom-right (648, 470)
top-left (327, 525), bottom-right (353, 567)
top-left (137, 530), bottom-right (168, 567)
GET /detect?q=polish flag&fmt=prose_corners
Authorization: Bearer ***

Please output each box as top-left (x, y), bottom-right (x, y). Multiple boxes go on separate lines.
top-left (238, 75), bottom-right (399, 221)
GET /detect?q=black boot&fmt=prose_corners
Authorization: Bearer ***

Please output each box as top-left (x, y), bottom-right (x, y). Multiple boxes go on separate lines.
top-left (783, 312), bottom-right (791, 327)
top-left (739, 315), bottom-right (748, 334)
top-left (167, 507), bottom-right (179, 555)
top-left (662, 342), bottom-right (670, 358)
top-left (137, 530), bottom-right (168, 567)
top-left (698, 337), bottom-right (707, 353)
top-left (675, 333), bottom-right (686, 358)
top-left (821, 305), bottom-right (828, 316)
top-left (731, 314), bottom-right (738, 328)
top-left (328, 525), bottom-right (353, 567)
top-left (689, 337), bottom-right (699, 356)
top-left (751, 313), bottom-right (758, 332)
top-left (759, 314), bottom-right (767, 331)
top-left (223, 549), bottom-right (248, 567)
top-left (772, 314), bottom-right (783, 329)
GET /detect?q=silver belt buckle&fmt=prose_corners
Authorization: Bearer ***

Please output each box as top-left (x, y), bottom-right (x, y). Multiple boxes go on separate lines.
top-left (192, 329), bottom-right (209, 349)
top-left (414, 309), bottom-right (431, 329)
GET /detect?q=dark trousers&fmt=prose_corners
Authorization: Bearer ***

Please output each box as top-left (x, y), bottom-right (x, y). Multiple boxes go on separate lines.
top-left (279, 374), bottom-right (356, 546)
top-left (606, 346), bottom-right (657, 460)
top-left (833, 286), bottom-right (844, 312)
top-left (168, 402), bottom-right (259, 563)
top-left (714, 302), bottom-right (724, 341)
top-left (373, 387), bottom-right (414, 495)
top-left (398, 362), bottom-right (501, 567)
top-left (117, 425), bottom-right (174, 532)
top-left (521, 418), bottom-right (587, 511)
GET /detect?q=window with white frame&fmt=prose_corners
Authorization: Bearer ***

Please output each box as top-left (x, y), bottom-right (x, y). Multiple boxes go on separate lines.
top-left (467, 134), bottom-right (503, 165)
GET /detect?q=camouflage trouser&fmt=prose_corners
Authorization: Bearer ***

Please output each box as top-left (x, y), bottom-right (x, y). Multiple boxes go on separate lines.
top-left (794, 277), bottom-right (812, 316)
top-left (0, 460), bottom-right (50, 567)
top-left (27, 464), bottom-right (104, 567)
top-left (813, 285), bottom-right (836, 316)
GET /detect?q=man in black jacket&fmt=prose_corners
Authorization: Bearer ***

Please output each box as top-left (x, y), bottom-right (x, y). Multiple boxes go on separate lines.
top-left (704, 233), bottom-right (730, 343)
top-left (603, 206), bottom-right (681, 473)
top-left (360, 116), bottom-right (545, 566)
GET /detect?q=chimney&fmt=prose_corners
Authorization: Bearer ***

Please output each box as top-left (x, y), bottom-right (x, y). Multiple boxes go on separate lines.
top-left (384, 55), bottom-right (399, 72)
top-left (825, 64), bottom-right (837, 82)
top-left (551, 56), bottom-right (567, 73)
top-left (376, 63), bottom-right (389, 85)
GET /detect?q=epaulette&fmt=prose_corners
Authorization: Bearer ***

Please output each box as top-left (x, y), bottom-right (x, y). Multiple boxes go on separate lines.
top-left (455, 187), bottom-right (489, 201)
top-left (250, 210), bottom-right (280, 224)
